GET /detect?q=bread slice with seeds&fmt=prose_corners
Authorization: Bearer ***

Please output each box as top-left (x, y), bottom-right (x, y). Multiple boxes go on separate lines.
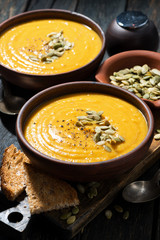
top-left (24, 163), bottom-right (79, 214)
top-left (0, 144), bottom-right (30, 201)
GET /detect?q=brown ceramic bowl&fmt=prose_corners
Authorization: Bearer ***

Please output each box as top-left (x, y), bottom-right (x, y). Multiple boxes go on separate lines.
top-left (0, 9), bottom-right (105, 91)
top-left (95, 50), bottom-right (160, 108)
top-left (16, 81), bottom-right (154, 182)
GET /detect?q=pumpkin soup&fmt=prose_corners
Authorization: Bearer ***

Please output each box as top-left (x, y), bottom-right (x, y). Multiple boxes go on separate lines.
top-left (0, 19), bottom-right (102, 75)
top-left (24, 93), bottom-right (148, 163)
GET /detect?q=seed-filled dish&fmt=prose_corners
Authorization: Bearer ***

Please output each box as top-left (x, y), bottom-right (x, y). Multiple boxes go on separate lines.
top-left (109, 64), bottom-right (160, 101)
top-left (0, 19), bottom-right (102, 75)
top-left (24, 92), bottom-right (148, 163)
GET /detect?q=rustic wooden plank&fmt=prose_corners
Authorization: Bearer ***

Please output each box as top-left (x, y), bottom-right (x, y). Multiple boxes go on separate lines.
top-left (26, 0), bottom-right (53, 11)
top-left (43, 131), bottom-right (160, 239)
top-left (0, 0), bottom-right (28, 23)
top-left (79, 198), bottom-right (155, 240)
top-left (76, 0), bottom-right (126, 32)
top-left (52, 0), bottom-right (78, 11)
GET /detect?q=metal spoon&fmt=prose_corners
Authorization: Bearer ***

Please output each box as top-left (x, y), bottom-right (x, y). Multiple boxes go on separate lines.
top-left (122, 169), bottom-right (160, 203)
top-left (0, 79), bottom-right (26, 115)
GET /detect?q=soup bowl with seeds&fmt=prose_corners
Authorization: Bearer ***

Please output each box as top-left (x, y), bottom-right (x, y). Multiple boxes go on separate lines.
top-left (16, 81), bottom-right (154, 182)
top-left (0, 9), bottom-right (105, 91)
top-left (95, 50), bottom-right (160, 108)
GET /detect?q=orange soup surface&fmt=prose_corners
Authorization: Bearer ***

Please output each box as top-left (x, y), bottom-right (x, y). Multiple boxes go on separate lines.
top-left (24, 93), bottom-right (148, 163)
top-left (0, 19), bottom-right (102, 75)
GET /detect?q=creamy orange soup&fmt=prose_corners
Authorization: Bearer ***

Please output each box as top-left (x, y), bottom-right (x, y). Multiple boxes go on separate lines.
top-left (0, 19), bottom-right (102, 75)
top-left (24, 93), bottom-right (148, 163)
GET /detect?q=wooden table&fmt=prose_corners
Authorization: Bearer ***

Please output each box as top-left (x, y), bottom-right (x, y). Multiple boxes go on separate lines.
top-left (1, 0), bottom-right (160, 239)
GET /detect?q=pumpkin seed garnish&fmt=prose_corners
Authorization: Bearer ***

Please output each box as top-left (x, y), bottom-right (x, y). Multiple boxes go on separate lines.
top-left (103, 145), bottom-right (112, 152)
top-left (110, 64), bottom-right (160, 101)
top-left (75, 110), bottom-right (125, 152)
top-left (28, 30), bottom-right (74, 63)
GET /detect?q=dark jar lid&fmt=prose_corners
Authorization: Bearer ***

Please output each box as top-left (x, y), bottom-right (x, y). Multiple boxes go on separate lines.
top-left (116, 11), bottom-right (148, 29)
top-left (106, 11), bottom-right (159, 56)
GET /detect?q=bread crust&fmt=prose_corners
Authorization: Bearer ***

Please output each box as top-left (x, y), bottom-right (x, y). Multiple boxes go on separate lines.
top-left (0, 144), bottom-right (30, 201)
top-left (0, 145), bottom-right (79, 214)
top-left (24, 163), bottom-right (79, 214)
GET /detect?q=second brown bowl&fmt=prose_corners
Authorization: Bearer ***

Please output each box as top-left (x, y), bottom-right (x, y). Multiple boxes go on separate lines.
top-left (16, 81), bottom-right (154, 182)
top-left (95, 50), bottom-right (160, 108)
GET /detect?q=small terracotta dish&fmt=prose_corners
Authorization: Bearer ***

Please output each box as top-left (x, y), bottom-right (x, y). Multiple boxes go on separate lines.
top-left (16, 81), bottom-right (154, 182)
top-left (95, 50), bottom-right (160, 108)
top-left (0, 9), bottom-right (105, 91)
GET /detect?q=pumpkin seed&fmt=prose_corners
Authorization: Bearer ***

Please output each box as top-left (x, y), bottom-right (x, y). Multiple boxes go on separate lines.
top-left (114, 205), bottom-right (123, 213)
top-left (89, 186), bottom-right (98, 197)
top-left (76, 183), bottom-right (85, 194)
top-left (60, 211), bottom-right (72, 220)
top-left (99, 126), bottom-right (110, 130)
top-left (110, 64), bottom-right (160, 101)
top-left (72, 206), bottom-right (79, 215)
top-left (123, 211), bottom-right (129, 220)
top-left (141, 64), bottom-right (149, 74)
top-left (29, 55), bottom-right (40, 62)
top-left (75, 121), bottom-right (84, 127)
top-left (67, 215), bottom-right (76, 225)
top-left (154, 133), bottom-right (160, 140)
top-left (97, 111), bottom-right (104, 116)
top-left (77, 116), bottom-right (88, 120)
top-left (104, 145), bottom-right (112, 152)
top-left (105, 210), bottom-right (112, 219)
top-left (105, 129), bottom-right (115, 135)
top-left (118, 135), bottom-right (125, 142)
top-left (86, 110), bottom-right (97, 115)
top-left (96, 140), bottom-right (106, 145)
top-left (93, 132), bottom-right (101, 142)
top-left (150, 68), bottom-right (160, 76)
top-left (87, 192), bottom-right (94, 199)
top-left (81, 120), bottom-right (93, 125)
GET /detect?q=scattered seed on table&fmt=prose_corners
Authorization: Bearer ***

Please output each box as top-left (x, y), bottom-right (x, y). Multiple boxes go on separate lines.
top-left (123, 211), bottom-right (129, 220)
top-left (76, 183), bottom-right (85, 194)
top-left (154, 133), bottom-right (160, 140)
top-left (67, 215), bottom-right (76, 225)
top-left (60, 211), bottom-right (72, 220)
top-left (72, 206), bottom-right (79, 215)
top-left (105, 209), bottom-right (112, 219)
top-left (114, 205), bottom-right (123, 213)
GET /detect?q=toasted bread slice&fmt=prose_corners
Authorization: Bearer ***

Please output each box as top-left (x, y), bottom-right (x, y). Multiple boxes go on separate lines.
top-left (24, 163), bottom-right (79, 214)
top-left (0, 144), bottom-right (30, 201)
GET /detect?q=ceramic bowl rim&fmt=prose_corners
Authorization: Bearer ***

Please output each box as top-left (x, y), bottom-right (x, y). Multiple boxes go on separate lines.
top-left (16, 81), bottom-right (154, 167)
